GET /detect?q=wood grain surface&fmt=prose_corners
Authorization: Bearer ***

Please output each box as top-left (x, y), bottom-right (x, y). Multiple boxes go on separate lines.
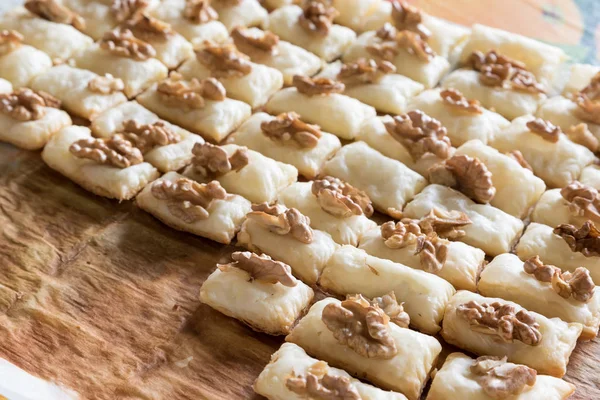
top-left (0, 142), bottom-right (598, 400)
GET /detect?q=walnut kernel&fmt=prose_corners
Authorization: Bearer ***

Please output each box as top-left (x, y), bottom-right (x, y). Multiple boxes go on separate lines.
top-left (311, 176), bottom-right (374, 218)
top-left (191, 143), bottom-right (249, 178)
top-left (370, 292), bottom-right (410, 328)
top-left (111, 0), bottom-right (149, 23)
top-left (553, 221), bottom-right (600, 258)
top-left (123, 14), bottom-right (173, 42)
top-left (100, 28), bottom-right (156, 61)
top-left (195, 41), bottom-right (253, 78)
top-left (247, 203), bottom-right (314, 244)
top-left (560, 181), bottom-right (600, 225)
top-left (418, 207), bottom-right (472, 240)
top-left (220, 251), bottom-right (297, 287)
top-left (69, 135), bottom-right (143, 168)
top-left (0, 30), bottom-right (23, 56)
top-left (440, 88), bottom-right (483, 114)
top-left (25, 0), bottom-right (85, 31)
top-left (0, 88), bottom-right (60, 121)
top-left (390, 0), bottom-right (431, 39)
top-left (298, 0), bottom-right (338, 36)
top-left (260, 112), bottom-right (322, 149)
top-left (231, 27), bottom-right (279, 56)
top-left (471, 356), bottom-right (537, 398)
top-left (157, 73), bottom-right (226, 109)
top-left (337, 58), bottom-right (396, 86)
top-left (183, 0), bottom-right (218, 24)
top-left (566, 123), bottom-right (599, 152)
top-left (87, 74), bottom-right (125, 94)
top-left (118, 120), bottom-right (180, 153)
top-left (293, 75), bottom-right (345, 96)
top-left (526, 118), bottom-right (561, 143)
top-left (286, 367), bottom-right (360, 400)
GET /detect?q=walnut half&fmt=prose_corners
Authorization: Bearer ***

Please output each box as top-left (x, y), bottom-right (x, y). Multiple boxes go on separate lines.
top-left (183, 0), bottom-right (218, 24)
top-left (231, 27), bottom-right (279, 57)
top-left (195, 41), bottom-right (253, 79)
top-left (470, 356), bottom-right (537, 399)
top-left (0, 30), bottom-right (23, 56)
top-left (69, 135), bottom-right (143, 168)
top-left (87, 74), bottom-right (125, 95)
top-left (337, 58), bottom-right (396, 86)
top-left (246, 203), bottom-right (314, 244)
top-left (390, 0), bottom-right (431, 39)
top-left (111, 0), bottom-right (149, 23)
top-left (440, 88), bottom-right (483, 115)
top-left (123, 14), bottom-right (173, 43)
top-left (157, 73), bottom-right (226, 110)
top-left (554, 221), bottom-right (600, 258)
top-left (526, 118), bottom-right (561, 143)
top-left (293, 75), bottom-right (345, 97)
top-left (0, 88), bottom-right (60, 121)
top-left (100, 28), bottom-right (156, 61)
top-left (312, 176), bottom-right (374, 218)
top-left (418, 207), bottom-right (472, 240)
top-left (260, 112), bottom-right (322, 149)
top-left (118, 120), bottom-right (180, 154)
top-left (286, 363), bottom-right (361, 400)
top-left (573, 72), bottom-right (600, 125)
top-left (370, 292), bottom-right (410, 328)
top-left (191, 143), bottom-right (249, 179)
top-left (566, 123), bottom-right (599, 153)
top-left (298, 0), bottom-right (339, 37)
top-left (380, 220), bottom-right (422, 249)
top-left (322, 295), bottom-right (398, 359)
top-left (25, 0), bottom-right (85, 31)
top-left (367, 24), bottom-right (434, 63)
top-left (220, 251), bottom-right (296, 287)
top-left (560, 181), bottom-right (600, 225)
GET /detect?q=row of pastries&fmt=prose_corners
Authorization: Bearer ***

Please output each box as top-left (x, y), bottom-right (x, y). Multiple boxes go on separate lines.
top-left (1, 0), bottom-right (599, 399)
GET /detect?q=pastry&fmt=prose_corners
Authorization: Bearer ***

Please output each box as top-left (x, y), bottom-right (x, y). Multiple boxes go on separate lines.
top-left (579, 164), bottom-right (600, 190)
top-left (563, 63), bottom-right (600, 96)
top-left (0, 30), bottom-right (52, 88)
top-left (531, 183), bottom-right (600, 229)
top-left (136, 171), bottom-right (251, 244)
top-left (199, 251), bottom-right (314, 335)
top-left (211, 0), bottom-right (268, 32)
top-left (0, 78), bottom-right (12, 93)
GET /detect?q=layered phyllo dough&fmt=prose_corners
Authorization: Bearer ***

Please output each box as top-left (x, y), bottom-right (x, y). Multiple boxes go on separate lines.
top-left (0, 88), bottom-right (71, 150)
top-left (255, 343), bottom-right (409, 400)
top-left (137, 74), bottom-right (251, 142)
top-left (403, 184), bottom-right (524, 256)
top-left (136, 171), bottom-right (251, 244)
top-left (318, 245), bottom-right (455, 335)
top-left (199, 252), bottom-right (313, 335)
top-left (323, 141), bottom-right (428, 217)
top-left (264, 77), bottom-right (376, 140)
top-left (427, 352), bottom-right (575, 400)
top-left (183, 143), bottom-right (297, 204)
top-left (491, 116), bottom-right (596, 188)
top-left (407, 88), bottom-right (510, 146)
top-left (265, 4), bottom-right (356, 62)
top-left (0, 30), bottom-right (52, 88)
top-left (441, 291), bottom-right (582, 377)
top-left (42, 126), bottom-right (159, 200)
top-left (212, 0), bottom-right (268, 32)
top-left (286, 296), bottom-right (442, 400)
top-left (531, 184), bottom-right (600, 229)
top-left (236, 203), bottom-right (338, 285)
top-left (30, 65), bottom-right (127, 120)
top-left (227, 112), bottom-right (341, 179)
top-left (178, 41), bottom-right (283, 108)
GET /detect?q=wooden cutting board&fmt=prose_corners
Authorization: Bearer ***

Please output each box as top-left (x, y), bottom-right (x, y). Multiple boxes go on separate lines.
top-left (0, 142), bottom-right (598, 400)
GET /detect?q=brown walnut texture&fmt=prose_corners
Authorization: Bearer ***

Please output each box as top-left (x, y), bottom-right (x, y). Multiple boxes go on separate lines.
top-left (554, 221), bottom-right (600, 258)
top-left (157, 73), bottom-right (226, 109)
top-left (312, 176), bottom-right (374, 218)
top-left (471, 356), bottom-right (537, 399)
top-left (566, 123), bottom-right (599, 152)
top-left (418, 207), bottom-right (472, 240)
top-left (560, 181), bottom-right (600, 225)
top-left (0, 30), bottom-right (23, 56)
top-left (25, 0), bottom-right (85, 31)
top-left (191, 143), bottom-right (249, 178)
top-left (123, 14), bottom-right (173, 42)
top-left (231, 27), bottom-right (279, 56)
top-left (369, 292), bottom-right (410, 328)
top-left (117, 120), bottom-right (181, 154)
top-left (111, 0), bottom-right (149, 23)
top-left (390, 0), bottom-right (431, 39)
top-left (298, 0), bottom-right (339, 36)
top-left (573, 72), bottom-right (600, 125)
top-left (0, 88), bottom-right (60, 121)
top-left (337, 58), bottom-right (396, 86)
top-left (524, 256), bottom-right (594, 303)
top-left (100, 28), bottom-right (156, 61)
top-left (195, 41), bottom-right (253, 78)
top-left (87, 74), bottom-right (125, 95)
top-left (286, 362), bottom-right (361, 400)
top-left (220, 251), bottom-right (296, 287)
top-left (183, 0), bottom-right (218, 24)
top-left (260, 112), bottom-right (322, 149)
top-left (293, 75), bottom-right (345, 96)
top-left (246, 203), bottom-right (314, 244)
top-left (367, 23), bottom-right (434, 62)
top-left (69, 135), bottom-right (143, 169)
top-left (440, 88), bottom-right (483, 114)
top-left (526, 118), bottom-right (561, 143)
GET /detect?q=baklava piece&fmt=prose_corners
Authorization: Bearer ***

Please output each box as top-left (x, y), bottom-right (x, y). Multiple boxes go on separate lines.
top-left (264, 3), bottom-right (356, 62)
top-left (441, 291), bottom-right (582, 377)
top-left (532, 183), bottom-right (600, 230)
top-left (286, 296), bottom-right (442, 400)
top-left (0, 29), bottom-right (52, 88)
top-left (136, 73), bottom-right (251, 142)
top-left (236, 203), bottom-right (339, 285)
top-left (211, 0), bottom-right (268, 32)
top-left (265, 75), bottom-right (376, 140)
top-left (318, 245), bottom-right (455, 335)
top-left (227, 112), bottom-right (341, 179)
top-left (183, 143), bottom-right (297, 204)
top-left (0, 88), bottom-right (71, 150)
top-left (427, 352), bottom-right (575, 400)
top-left (136, 171), bottom-right (251, 244)
top-left (199, 251), bottom-right (313, 335)
top-left (42, 126), bottom-right (159, 200)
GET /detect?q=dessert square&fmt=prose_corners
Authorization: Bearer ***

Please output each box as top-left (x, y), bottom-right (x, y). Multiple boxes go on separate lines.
top-left (0, 30), bottom-right (52, 88)
top-left (212, 0), bottom-right (268, 32)
top-left (530, 184), bottom-right (600, 229)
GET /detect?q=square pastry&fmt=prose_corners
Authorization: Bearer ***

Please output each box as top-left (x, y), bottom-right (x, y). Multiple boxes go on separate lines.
top-left (183, 143), bottom-right (298, 204)
top-left (254, 343), bottom-right (409, 400)
top-left (136, 171), bottom-right (251, 244)
top-left (0, 30), bottom-right (52, 88)
top-left (178, 40), bottom-right (283, 108)
top-left (0, 88), bottom-right (71, 150)
top-left (137, 74), bottom-right (252, 142)
top-left (41, 125), bottom-right (159, 200)
top-left (200, 251), bottom-right (314, 335)
top-left (531, 183), bottom-right (600, 229)
top-left (212, 0), bottom-right (268, 32)
top-left (227, 112), bottom-right (341, 179)
top-left (265, 4), bottom-right (356, 62)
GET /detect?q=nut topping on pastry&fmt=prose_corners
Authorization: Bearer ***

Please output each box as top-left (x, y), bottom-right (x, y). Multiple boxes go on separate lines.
top-left (337, 58), bottom-right (397, 86)
top-left (457, 300), bottom-right (542, 346)
top-left (428, 155), bottom-right (496, 204)
top-left (117, 120), bottom-right (181, 153)
top-left (384, 110), bottom-right (452, 162)
top-left (526, 118), bottom-right (561, 143)
top-left (87, 74), bottom-right (125, 94)
top-left (390, 0), bottom-right (431, 39)
top-left (157, 73), bottom-right (226, 109)
top-left (25, 0), bottom-right (85, 31)
top-left (506, 150), bottom-right (533, 171)
top-left (69, 135), bottom-right (143, 168)
top-left (151, 178), bottom-right (227, 222)
top-left (100, 28), bottom-right (156, 61)
top-left (322, 294), bottom-right (398, 359)
top-left (440, 88), bottom-right (483, 114)
top-left (573, 72), bottom-right (600, 125)
top-left (183, 0), bottom-right (218, 24)
top-left (247, 203), bottom-right (314, 244)
top-left (260, 112), bottom-right (322, 149)
top-left (0, 88), bottom-right (60, 121)
top-left (554, 221), bottom-right (600, 257)
top-left (111, 0), bottom-right (149, 23)
top-left (191, 143), bottom-right (249, 178)
top-left (367, 24), bottom-right (434, 62)
top-left (417, 207), bottom-right (472, 240)
top-left (195, 41), bottom-right (253, 78)
top-left (123, 14), bottom-right (173, 42)
top-left (370, 292), bottom-right (410, 328)
top-left (312, 176), bottom-right (374, 218)
top-left (471, 356), bottom-right (537, 399)
top-left (566, 123), bottom-right (599, 152)
top-left (415, 234), bottom-right (449, 273)
top-left (286, 362), bottom-right (361, 400)
top-left (231, 27), bottom-right (280, 57)
top-left (524, 256), bottom-right (595, 303)
top-left (293, 75), bottom-right (345, 96)
top-left (298, 0), bottom-right (339, 36)
top-left (560, 181), bottom-right (600, 224)
top-left (0, 30), bottom-right (23, 56)
top-left (219, 251), bottom-right (297, 287)
top-left (380, 220), bottom-right (422, 249)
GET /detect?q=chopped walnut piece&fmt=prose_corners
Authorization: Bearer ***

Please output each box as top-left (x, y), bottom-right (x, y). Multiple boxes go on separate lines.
top-left (428, 155), bottom-right (496, 203)
top-left (25, 0), bottom-right (85, 31)
top-left (231, 27), bottom-right (280, 57)
top-left (573, 72), bottom-right (600, 124)
top-left (567, 123), bottom-right (599, 152)
top-left (247, 203), bottom-right (314, 244)
top-left (260, 112), bottom-right (322, 149)
top-left (418, 207), bottom-right (472, 240)
top-left (157, 73), bottom-right (226, 109)
top-left (87, 74), bottom-right (125, 95)
top-left (471, 356), bottom-right (537, 399)
top-left (0, 30), bottom-right (23, 56)
top-left (117, 120), bottom-right (180, 153)
top-left (151, 178), bottom-right (226, 222)
top-left (337, 58), bottom-right (397, 86)
top-left (111, 0), bottom-right (149, 23)
top-left (123, 14), bottom-right (172, 42)
top-left (298, 0), bottom-right (339, 36)
top-left (311, 176), bottom-right (374, 218)
top-left (191, 142), bottom-right (249, 178)
top-left (467, 50), bottom-right (526, 72)
top-left (183, 0), bottom-right (218, 24)
top-left (293, 75), bottom-right (345, 96)
top-left (457, 300), bottom-right (542, 345)
top-left (390, 0), bottom-right (431, 39)
top-left (380, 220), bottom-right (422, 249)
top-left (395, 30), bottom-right (434, 62)
top-left (368, 24), bottom-right (434, 62)
top-left (100, 28), bottom-right (156, 61)
top-left (523, 255), bottom-right (556, 283)
top-left (220, 251), bottom-right (296, 287)
top-left (560, 181), bottom-right (600, 224)
top-left (322, 295), bottom-right (398, 359)
top-left (286, 367), bottom-right (361, 400)
top-left (506, 150), bottom-right (533, 171)
top-left (440, 88), bottom-right (483, 114)
top-left (195, 41), bottom-right (253, 78)
top-left (370, 292), bottom-right (410, 328)
top-left (415, 234), bottom-right (449, 273)
top-left (554, 221), bottom-right (600, 257)
top-left (0, 88), bottom-right (59, 121)
top-left (526, 118), bottom-right (561, 143)
top-left (384, 110), bottom-right (452, 161)
top-left (69, 135), bottom-right (143, 168)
